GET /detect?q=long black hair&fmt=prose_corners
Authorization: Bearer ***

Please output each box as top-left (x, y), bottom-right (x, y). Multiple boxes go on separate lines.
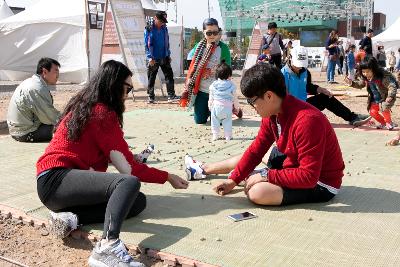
top-left (58, 60), bottom-right (132, 140)
top-left (359, 57), bottom-right (384, 80)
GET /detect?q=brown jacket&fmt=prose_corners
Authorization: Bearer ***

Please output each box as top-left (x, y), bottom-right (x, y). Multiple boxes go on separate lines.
top-left (351, 70), bottom-right (398, 111)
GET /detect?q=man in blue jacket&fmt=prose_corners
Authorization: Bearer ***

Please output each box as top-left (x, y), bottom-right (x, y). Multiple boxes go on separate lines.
top-left (144, 11), bottom-right (179, 103)
top-left (281, 46), bottom-right (370, 127)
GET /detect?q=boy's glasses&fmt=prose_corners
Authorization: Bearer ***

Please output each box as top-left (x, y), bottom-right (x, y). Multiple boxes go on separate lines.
top-left (246, 96), bottom-right (259, 108)
top-left (124, 82), bottom-right (133, 94)
top-left (205, 31), bottom-right (220, 36)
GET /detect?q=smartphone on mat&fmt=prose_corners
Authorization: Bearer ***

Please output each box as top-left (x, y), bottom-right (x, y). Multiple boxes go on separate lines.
top-left (228, 211), bottom-right (257, 222)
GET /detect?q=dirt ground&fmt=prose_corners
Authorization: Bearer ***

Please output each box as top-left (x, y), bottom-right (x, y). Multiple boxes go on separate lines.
top-left (0, 212), bottom-right (164, 267)
top-left (0, 69), bottom-right (399, 267)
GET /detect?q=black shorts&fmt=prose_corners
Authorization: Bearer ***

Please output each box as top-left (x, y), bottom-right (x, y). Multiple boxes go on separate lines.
top-left (281, 184), bottom-right (336, 206)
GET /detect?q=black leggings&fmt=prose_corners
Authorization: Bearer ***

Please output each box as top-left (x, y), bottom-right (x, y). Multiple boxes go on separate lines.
top-left (306, 94), bottom-right (356, 122)
top-left (37, 169), bottom-right (145, 240)
top-left (12, 124), bottom-right (54, 142)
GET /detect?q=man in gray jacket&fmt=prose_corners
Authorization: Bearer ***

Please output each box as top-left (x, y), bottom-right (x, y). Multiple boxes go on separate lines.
top-left (7, 57), bottom-right (61, 142)
top-left (262, 22), bottom-right (285, 69)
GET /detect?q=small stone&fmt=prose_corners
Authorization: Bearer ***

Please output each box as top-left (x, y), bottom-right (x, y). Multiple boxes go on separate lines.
top-left (215, 237), bottom-right (222, 241)
top-left (308, 217), bottom-right (313, 221)
top-left (201, 195), bottom-right (205, 200)
top-left (29, 220), bottom-right (34, 226)
top-left (40, 229), bottom-right (49, 236)
top-left (200, 237), bottom-right (206, 241)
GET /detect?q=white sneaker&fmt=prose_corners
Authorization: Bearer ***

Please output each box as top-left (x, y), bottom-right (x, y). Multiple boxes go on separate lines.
top-left (49, 211), bottom-right (78, 239)
top-left (136, 144), bottom-right (155, 163)
top-left (184, 154), bottom-right (206, 181)
top-left (88, 239), bottom-right (145, 267)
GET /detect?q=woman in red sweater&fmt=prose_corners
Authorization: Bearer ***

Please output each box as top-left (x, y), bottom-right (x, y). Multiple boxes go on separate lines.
top-left (36, 60), bottom-right (188, 267)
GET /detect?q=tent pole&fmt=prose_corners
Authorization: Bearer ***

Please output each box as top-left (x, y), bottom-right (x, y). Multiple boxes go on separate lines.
top-left (181, 15), bottom-right (184, 76)
top-left (84, 0), bottom-right (91, 81)
top-left (99, 0), bottom-right (110, 67)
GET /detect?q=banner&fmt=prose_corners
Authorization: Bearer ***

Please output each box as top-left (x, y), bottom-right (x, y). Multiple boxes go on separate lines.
top-left (243, 21), bottom-right (268, 71)
top-left (88, 1), bottom-right (105, 30)
top-left (101, 3), bottom-right (124, 64)
top-left (109, 0), bottom-right (147, 88)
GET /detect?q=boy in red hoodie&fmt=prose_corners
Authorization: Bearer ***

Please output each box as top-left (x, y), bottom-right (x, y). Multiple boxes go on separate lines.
top-left (185, 63), bottom-right (345, 205)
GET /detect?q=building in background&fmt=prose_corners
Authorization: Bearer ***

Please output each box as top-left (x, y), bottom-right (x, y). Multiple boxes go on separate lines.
top-left (218, 0), bottom-right (386, 45)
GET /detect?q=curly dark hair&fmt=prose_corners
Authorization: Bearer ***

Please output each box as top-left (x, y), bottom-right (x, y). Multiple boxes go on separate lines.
top-left (57, 60), bottom-right (132, 140)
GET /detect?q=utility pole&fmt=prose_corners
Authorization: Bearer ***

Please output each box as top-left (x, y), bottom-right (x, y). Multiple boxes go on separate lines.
top-left (207, 0), bottom-right (211, 18)
top-left (346, 0), bottom-right (353, 38)
top-left (236, 0), bottom-right (242, 56)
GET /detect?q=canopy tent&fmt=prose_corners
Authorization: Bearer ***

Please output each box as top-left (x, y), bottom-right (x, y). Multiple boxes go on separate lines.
top-left (0, 0), bottom-right (88, 83)
top-left (373, 17), bottom-right (400, 52)
top-left (0, 0), bottom-right (13, 20)
top-left (0, 0), bottom-right (15, 81)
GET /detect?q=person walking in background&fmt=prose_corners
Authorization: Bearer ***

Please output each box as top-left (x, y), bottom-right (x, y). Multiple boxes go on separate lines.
top-left (36, 60), bottom-right (188, 267)
top-left (180, 18), bottom-right (231, 124)
top-left (282, 40), bottom-right (293, 65)
top-left (208, 62), bottom-right (235, 141)
top-left (396, 48), bottom-right (400, 71)
top-left (347, 57), bottom-right (398, 130)
top-left (376, 46), bottom-right (387, 68)
top-left (7, 57), bottom-right (61, 142)
top-left (144, 11), bottom-right (179, 104)
top-left (359, 28), bottom-right (374, 58)
top-left (388, 51), bottom-right (396, 73)
top-left (347, 45), bottom-right (356, 80)
top-left (337, 40), bottom-right (345, 75)
top-left (262, 22), bottom-right (285, 69)
top-left (325, 30), bottom-right (339, 83)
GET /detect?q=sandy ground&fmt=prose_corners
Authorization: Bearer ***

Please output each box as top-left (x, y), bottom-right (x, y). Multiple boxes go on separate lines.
top-left (0, 69), bottom-right (399, 266)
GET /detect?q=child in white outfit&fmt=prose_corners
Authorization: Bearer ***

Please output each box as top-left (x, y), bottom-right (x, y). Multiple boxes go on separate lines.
top-left (208, 62), bottom-right (235, 141)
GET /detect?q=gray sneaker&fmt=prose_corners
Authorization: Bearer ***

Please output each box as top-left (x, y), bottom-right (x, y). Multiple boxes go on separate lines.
top-left (88, 239), bottom-right (145, 267)
top-left (49, 211), bottom-right (78, 239)
top-left (349, 114), bottom-right (371, 127)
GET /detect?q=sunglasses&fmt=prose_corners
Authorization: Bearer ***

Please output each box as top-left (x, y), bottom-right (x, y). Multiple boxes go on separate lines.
top-left (205, 31), bottom-right (220, 36)
top-left (124, 82), bottom-right (133, 94)
top-left (246, 96), bottom-right (259, 108)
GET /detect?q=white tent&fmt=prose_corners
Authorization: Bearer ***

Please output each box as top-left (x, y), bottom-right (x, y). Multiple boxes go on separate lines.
top-left (0, 0), bottom-right (15, 80)
top-left (373, 17), bottom-right (400, 52)
top-left (0, 0), bottom-right (13, 20)
top-left (0, 0), bottom-right (88, 83)
top-left (166, 21), bottom-right (183, 77)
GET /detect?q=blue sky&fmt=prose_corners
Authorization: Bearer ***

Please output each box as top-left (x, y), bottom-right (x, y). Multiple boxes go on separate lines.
top-left (5, 0), bottom-right (399, 29)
